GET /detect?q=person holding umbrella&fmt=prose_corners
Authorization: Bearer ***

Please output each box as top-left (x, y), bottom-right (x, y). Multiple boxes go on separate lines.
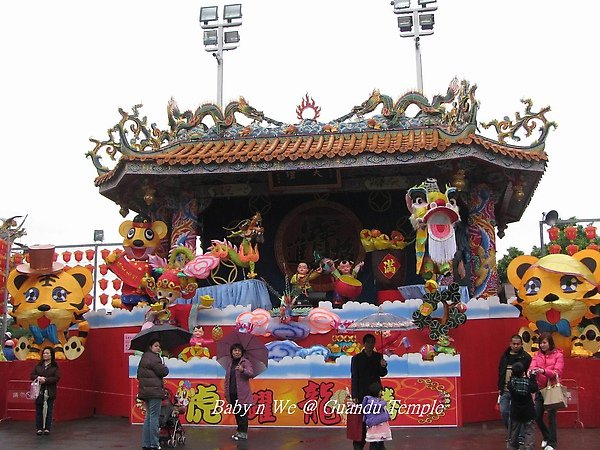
top-left (30, 347), bottom-right (60, 436)
top-left (224, 343), bottom-right (256, 441)
top-left (137, 338), bottom-right (169, 450)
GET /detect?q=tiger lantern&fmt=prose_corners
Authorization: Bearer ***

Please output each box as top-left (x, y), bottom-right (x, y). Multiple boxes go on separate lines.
top-left (508, 249), bottom-right (600, 356)
top-left (7, 245), bottom-right (93, 360)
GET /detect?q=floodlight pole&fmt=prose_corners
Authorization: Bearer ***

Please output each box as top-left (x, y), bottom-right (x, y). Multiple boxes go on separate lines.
top-left (412, 10), bottom-right (424, 93)
top-left (200, 5), bottom-right (242, 111)
top-left (216, 27), bottom-right (224, 110)
top-left (391, 1), bottom-right (437, 93)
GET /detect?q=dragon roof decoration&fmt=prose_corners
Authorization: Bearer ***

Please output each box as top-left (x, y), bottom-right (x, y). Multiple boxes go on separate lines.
top-left (87, 78), bottom-right (556, 177)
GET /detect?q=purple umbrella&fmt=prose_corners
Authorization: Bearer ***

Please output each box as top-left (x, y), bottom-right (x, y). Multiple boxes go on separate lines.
top-left (216, 330), bottom-right (269, 377)
top-left (347, 306), bottom-right (416, 350)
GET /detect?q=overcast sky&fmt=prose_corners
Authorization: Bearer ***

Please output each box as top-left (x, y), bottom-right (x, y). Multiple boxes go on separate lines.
top-left (1, 0), bottom-right (598, 257)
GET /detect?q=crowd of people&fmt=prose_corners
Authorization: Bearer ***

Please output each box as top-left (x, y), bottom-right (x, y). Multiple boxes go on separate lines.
top-left (498, 332), bottom-right (564, 450)
top-left (28, 331), bottom-right (566, 450)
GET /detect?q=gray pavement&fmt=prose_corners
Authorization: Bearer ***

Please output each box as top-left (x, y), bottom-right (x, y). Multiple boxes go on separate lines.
top-left (1, 416), bottom-right (598, 449)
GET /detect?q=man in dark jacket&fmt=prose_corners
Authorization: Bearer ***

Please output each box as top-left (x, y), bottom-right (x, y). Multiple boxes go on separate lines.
top-left (498, 335), bottom-right (531, 431)
top-left (137, 339), bottom-right (169, 450)
top-left (350, 333), bottom-right (388, 450)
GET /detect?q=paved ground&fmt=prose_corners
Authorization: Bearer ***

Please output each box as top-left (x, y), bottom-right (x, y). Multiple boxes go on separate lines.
top-left (1, 416), bottom-right (598, 449)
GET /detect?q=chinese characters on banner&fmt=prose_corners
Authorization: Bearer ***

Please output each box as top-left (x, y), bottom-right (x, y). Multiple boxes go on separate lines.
top-left (130, 377), bottom-right (459, 427)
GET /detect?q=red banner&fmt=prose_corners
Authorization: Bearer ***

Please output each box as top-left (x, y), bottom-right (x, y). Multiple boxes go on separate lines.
top-left (130, 377), bottom-right (459, 427)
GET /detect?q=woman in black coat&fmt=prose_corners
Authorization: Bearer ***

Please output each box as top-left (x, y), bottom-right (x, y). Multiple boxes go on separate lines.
top-left (30, 346), bottom-right (60, 435)
top-left (137, 338), bottom-right (169, 450)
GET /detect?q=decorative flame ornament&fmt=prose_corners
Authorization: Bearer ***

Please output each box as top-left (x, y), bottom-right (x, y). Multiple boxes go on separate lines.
top-left (296, 93), bottom-right (321, 121)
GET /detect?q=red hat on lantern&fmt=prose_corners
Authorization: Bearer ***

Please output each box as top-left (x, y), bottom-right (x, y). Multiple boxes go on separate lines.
top-left (17, 245), bottom-right (64, 274)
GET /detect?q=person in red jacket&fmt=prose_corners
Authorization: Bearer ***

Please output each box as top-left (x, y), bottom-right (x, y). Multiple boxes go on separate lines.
top-left (528, 332), bottom-right (564, 450)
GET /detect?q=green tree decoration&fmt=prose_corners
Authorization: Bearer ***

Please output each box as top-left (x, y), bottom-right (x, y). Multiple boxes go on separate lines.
top-left (411, 282), bottom-right (467, 340)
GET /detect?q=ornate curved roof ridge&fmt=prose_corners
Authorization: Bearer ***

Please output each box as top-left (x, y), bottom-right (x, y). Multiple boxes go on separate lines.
top-left (88, 78), bottom-right (556, 184)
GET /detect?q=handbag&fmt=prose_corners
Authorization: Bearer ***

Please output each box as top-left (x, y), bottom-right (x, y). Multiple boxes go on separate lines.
top-left (541, 374), bottom-right (568, 410)
top-left (346, 412), bottom-right (363, 441)
top-left (29, 379), bottom-right (40, 400)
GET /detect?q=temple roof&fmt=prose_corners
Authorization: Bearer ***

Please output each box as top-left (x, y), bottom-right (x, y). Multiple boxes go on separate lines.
top-left (88, 79), bottom-right (555, 229)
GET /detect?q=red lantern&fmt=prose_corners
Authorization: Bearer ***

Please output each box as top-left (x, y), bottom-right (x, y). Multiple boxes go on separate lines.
top-left (548, 244), bottom-right (562, 254)
top-left (62, 251), bottom-right (72, 263)
top-left (84, 294), bottom-right (93, 306)
top-left (85, 264), bottom-right (94, 273)
top-left (112, 279), bottom-right (123, 290)
top-left (585, 225), bottom-right (597, 240)
top-left (74, 250), bottom-right (84, 262)
top-left (566, 243), bottom-right (579, 256)
top-left (53, 252), bottom-right (58, 262)
top-left (565, 226), bottom-right (578, 241)
top-left (99, 293), bottom-right (109, 305)
top-left (587, 243), bottom-right (599, 251)
top-left (101, 248), bottom-right (111, 260)
top-left (86, 249), bottom-right (95, 260)
top-left (99, 264), bottom-right (109, 275)
top-left (99, 279), bottom-right (108, 290)
top-left (547, 226), bottom-right (560, 242)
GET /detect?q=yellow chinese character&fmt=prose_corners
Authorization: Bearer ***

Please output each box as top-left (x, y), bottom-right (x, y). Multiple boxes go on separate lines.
top-left (186, 383), bottom-right (222, 424)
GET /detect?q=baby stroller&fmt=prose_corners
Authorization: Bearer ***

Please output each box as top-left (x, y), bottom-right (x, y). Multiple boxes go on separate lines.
top-left (159, 388), bottom-right (186, 447)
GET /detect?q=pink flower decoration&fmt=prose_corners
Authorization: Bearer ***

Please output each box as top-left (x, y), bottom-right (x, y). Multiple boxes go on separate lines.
top-left (183, 254), bottom-right (220, 279)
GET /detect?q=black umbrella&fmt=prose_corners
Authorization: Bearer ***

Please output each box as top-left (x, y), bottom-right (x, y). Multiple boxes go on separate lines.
top-left (129, 324), bottom-right (192, 353)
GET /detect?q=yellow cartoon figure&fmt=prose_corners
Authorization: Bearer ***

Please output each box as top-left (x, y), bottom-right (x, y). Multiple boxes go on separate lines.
top-left (7, 245), bottom-right (93, 360)
top-left (507, 249), bottom-right (600, 356)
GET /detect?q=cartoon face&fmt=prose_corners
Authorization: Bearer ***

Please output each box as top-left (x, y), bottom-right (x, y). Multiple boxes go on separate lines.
top-left (156, 287), bottom-right (180, 305)
top-left (518, 326), bottom-right (538, 355)
top-left (508, 250), bottom-right (600, 354)
top-left (119, 215), bottom-right (168, 261)
top-left (8, 267), bottom-right (92, 332)
top-left (297, 263), bottom-right (309, 275)
top-left (574, 324), bottom-right (600, 355)
top-left (406, 180), bottom-right (459, 230)
top-left (193, 326), bottom-right (204, 338)
top-left (337, 260), bottom-right (353, 275)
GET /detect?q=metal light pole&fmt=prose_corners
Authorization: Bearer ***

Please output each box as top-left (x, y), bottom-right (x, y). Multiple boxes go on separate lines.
top-left (391, 0), bottom-right (437, 93)
top-left (200, 4), bottom-right (243, 110)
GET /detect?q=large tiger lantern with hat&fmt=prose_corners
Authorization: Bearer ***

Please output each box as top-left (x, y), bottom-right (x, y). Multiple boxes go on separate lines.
top-left (105, 214), bottom-right (168, 310)
top-left (508, 249), bottom-right (600, 356)
top-left (7, 245), bottom-right (93, 360)
top-left (406, 178), bottom-right (460, 280)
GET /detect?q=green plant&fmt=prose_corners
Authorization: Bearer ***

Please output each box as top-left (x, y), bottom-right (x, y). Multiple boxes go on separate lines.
top-left (496, 247), bottom-right (525, 283)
